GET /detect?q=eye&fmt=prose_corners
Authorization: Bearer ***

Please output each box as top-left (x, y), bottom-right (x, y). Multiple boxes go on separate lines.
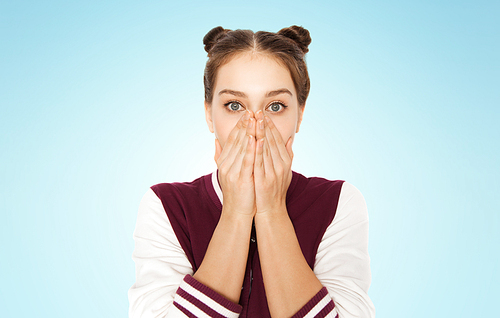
top-left (267, 102), bottom-right (288, 113)
top-left (223, 101), bottom-right (244, 113)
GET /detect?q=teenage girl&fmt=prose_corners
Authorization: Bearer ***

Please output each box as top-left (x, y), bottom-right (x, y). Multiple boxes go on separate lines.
top-left (129, 25), bottom-right (375, 318)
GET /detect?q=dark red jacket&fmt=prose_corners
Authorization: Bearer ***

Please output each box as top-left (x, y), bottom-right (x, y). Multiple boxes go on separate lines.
top-left (151, 170), bottom-right (344, 317)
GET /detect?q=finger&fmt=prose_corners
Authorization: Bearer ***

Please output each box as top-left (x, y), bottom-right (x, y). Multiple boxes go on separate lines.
top-left (263, 116), bottom-right (284, 170)
top-left (262, 116), bottom-right (288, 179)
top-left (216, 114), bottom-right (246, 166)
top-left (262, 135), bottom-right (275, 179)
top-left (240, 134), bottom-right (256, 178)
top-left (254, 137), bottom-right (265, 179)
top-left (231, 116), bottom-right (255, 176)
top-left (255, 111), bottom-right (265, 142)
top-left (214, 138), bottom-right (222, 163)
top-left (264, 116), bottom-right (290, 163)
top-left (285, 136), bottom-right (294, 161)
top-left (247, 117), bottom-right (256, 144)
top-left (230, 130), bottom-right (252, 176)
top-left (217, 111), bottom-right (250, 167)
top-left (224, 113), bottom-right (253, 166)
top-left (248, 116), bottom-right (256, 143)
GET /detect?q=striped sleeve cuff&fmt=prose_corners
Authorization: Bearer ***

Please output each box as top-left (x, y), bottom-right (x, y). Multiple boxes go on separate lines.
top-left (291, 287), bottom-right (338, 318)
top-left (173, 274), bottom-right (242, 318)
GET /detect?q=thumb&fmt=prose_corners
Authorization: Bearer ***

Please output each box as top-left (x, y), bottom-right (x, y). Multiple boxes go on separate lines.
top-left (214, 138), bottom-right (222, 163)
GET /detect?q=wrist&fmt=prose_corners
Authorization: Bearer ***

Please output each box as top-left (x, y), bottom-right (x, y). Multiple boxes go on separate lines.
top-left (255, 203), bottom-right (287, 216)
top-left (220, 207), bottom-right (255, 225)
top-left (255, 206), bottom-right (289, 224)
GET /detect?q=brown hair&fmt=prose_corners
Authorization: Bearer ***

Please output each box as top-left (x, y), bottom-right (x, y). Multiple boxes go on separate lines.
top-left (203, 25), bottom-right (312, 108)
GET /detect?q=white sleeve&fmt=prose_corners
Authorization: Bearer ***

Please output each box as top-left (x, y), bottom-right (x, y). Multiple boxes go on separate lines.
top-left (314, 182), bottom-right (376, 318)
top-left (128, 188), bottom-right (193, 318)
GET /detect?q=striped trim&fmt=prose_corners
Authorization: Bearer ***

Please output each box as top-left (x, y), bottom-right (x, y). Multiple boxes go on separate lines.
top-left (174, 302), bottom-right (198, 318)
top-left (212, 170), bottom-right (223, 204)
top-left (177, 288), bottom-right (227, 318)
top-left (173, 274), bottom-right (241, 318)
top-left (291, 287), bottom-right (336, 318)
top-left (314, 300), bottom-right (337, 318)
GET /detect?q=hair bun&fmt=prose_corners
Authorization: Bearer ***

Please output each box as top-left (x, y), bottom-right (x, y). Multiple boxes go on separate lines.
top-left (277, 25), bottom-right (311, 54)
top-left (203, 26), bottom-right (231, 53)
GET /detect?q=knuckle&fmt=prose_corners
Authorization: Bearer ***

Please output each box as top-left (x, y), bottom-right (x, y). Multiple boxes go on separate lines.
top-left (219, 165), bottom-right (228, 175)
top-left (227, 134), bottom-right (236, 144)
top-left (267, 171), bottom-right (276, 179)
top-left (237, 119), bottom-right (245, 129)
top-left (227, 173), bottom-right (236, 183)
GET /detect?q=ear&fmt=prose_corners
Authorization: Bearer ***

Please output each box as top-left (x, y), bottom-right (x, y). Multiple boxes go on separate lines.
top-left (296, 104), bottom-right (305, 133)
top-left (205, 100), bottom-right (214, 133)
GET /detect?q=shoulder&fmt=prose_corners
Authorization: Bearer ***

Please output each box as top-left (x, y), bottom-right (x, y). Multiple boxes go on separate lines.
top-left (134, 188), bottom-right (174, 242)
top-left (293, 171), bottom-right (344, 189)
top-left (336, 181), bottom-right (368, 223)
top-left (150, 176), bottom-right (202, 196)
top-left (290, 171), bottom-right (345, 203)
top-left (134, 178), bottom-right (202, 225)
top-left (338, 182), bottom-right (367, 211)
top-left (149, 172), bottom-right (211, 203)
top-left (137, 188), bottom-right (162, 218)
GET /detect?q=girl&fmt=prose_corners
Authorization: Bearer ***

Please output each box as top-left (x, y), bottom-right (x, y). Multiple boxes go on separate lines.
top-left (129, 25), bottom-right (375, 318)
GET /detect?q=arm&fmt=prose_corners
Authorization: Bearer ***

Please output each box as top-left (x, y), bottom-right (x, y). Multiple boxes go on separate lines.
top-left (192, 210), bottom-right (253, 304)
top-left (253, 113), bottom-right (338, 317)
top-left (314, 182), bottom-right (376, 318)
top-left (128, 188), bottom-right (192, 317)
top-left (255, 211), bottom-right (338, 318)
top-left (192, 111), bottom-right (257, 308)
top-left (128, 189), bottom-right (243, 318)
top-left (254, 181), bottom-right (375, 318)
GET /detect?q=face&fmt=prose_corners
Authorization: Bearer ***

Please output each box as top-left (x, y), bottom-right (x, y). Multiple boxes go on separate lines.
top-left (205, 51), bottom-right (305, 150)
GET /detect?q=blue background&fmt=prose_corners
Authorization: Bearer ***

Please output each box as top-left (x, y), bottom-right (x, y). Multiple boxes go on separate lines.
top-left (1, 1), bottom-right (498, 317)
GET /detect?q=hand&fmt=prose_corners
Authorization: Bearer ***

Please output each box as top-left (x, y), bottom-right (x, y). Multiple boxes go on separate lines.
top-left (214, 111), bottom-right (257, 217)
top-left (253, 111), bottom-right (294, 216)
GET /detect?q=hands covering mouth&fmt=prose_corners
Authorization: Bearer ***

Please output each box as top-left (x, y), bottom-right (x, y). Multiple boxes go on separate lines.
top-left (214, 110), bottom-right (294, 218)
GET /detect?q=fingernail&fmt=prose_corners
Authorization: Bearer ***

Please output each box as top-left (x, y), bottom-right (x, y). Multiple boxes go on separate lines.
top-left (259, 120), bottom-right (264, 130)
top-left (243, 112), bottom-right (250, 120)
top-left (248, 118), bottom-right (254, 128)
top-left (265, 116), bottom-right (270, 123)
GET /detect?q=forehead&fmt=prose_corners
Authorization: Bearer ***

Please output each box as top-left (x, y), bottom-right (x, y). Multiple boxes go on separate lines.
top-left (214, 52), bottom-right (296, 97)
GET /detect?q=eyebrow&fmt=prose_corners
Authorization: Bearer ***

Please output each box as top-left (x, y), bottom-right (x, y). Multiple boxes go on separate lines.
top-left (218, 88), bottom-right (293, 98)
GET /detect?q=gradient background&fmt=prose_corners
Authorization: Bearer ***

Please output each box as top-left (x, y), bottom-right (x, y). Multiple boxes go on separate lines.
top-left (1, 1), bottom-right (498, 317)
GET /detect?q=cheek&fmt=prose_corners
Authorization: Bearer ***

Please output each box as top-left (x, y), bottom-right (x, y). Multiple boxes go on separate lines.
top-left (214, 120), bottom-right (238, 149)
top-left (273, 122), bottom-right (295, 144)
